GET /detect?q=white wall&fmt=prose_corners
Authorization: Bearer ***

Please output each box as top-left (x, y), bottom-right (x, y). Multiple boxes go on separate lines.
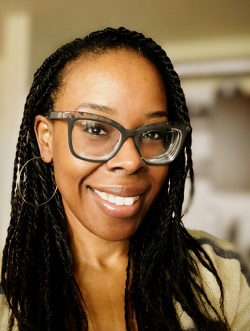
top-left (0, 13), bottom-right (31, 251)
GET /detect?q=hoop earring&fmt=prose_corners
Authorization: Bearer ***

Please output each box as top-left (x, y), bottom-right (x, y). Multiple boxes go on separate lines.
top-left (17, 156), bottom-right (58, 207)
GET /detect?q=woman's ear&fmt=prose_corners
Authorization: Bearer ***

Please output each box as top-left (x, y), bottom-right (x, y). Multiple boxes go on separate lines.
top-left (34, 115), bottom-right (53, 163)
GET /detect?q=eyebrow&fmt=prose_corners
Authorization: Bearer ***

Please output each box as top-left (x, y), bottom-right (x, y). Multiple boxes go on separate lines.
top-left (75, 103), bottom-right (168, 119)
top-left (75, 103), bottom-right (116, 114)
top-left (146, 110), bottom-right (168, 119)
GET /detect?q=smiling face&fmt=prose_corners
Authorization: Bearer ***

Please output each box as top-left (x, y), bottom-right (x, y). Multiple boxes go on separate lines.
top-left (36, 49), bottom-right (169, 242)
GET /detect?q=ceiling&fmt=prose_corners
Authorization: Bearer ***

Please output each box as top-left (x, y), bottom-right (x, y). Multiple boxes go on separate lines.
top-left (1, 0), bottom-right (250, 81)
top-left (1, 0), bottom-right (250, 44)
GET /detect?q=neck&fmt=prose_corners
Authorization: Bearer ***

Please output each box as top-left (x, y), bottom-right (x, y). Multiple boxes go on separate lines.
top-left (67, 216), bottom-right (130, 271)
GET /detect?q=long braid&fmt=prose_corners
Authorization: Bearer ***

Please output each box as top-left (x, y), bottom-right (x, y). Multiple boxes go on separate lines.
top-left (2, 41), bottom-right (87, 330)
top-left (1, 27), bottom-right (229, 330)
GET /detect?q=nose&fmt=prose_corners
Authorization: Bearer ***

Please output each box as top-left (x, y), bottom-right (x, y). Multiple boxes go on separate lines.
top-left (106, 137), bottom-right (146, 174)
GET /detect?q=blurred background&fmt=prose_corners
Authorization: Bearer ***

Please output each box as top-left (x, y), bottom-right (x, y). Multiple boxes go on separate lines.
top-left (1, 0), bottom-right (250, 263)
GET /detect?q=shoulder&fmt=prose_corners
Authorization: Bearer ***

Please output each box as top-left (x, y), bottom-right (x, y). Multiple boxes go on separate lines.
top-left (189, 229), bottom-right (250, 280)
top-left (0, 290), bottom-right (11, 330)
top-left (0, 254), bottom-right (16, 330)
top-left (189, 229), bottom-right (242, 254)
top-left (188, 230), bottom-right (250, 330)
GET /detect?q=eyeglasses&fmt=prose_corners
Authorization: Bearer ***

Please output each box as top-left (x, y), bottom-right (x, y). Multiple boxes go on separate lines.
top-left (46, 111), bottom-right (190, 165)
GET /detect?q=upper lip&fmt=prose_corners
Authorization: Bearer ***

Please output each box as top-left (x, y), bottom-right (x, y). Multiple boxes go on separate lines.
top-left (89, 185), bottom-right (148, 197)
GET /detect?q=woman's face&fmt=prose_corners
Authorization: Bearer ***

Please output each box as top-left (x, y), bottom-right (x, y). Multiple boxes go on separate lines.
top-left (42, 49), bottom-right (169, 242)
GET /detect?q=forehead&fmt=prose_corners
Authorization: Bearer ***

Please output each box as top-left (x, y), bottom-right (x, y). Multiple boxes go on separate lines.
top-left (53, 48), bottom-right (167, 116)
top-left (60, 48), bottom-right (164, 89)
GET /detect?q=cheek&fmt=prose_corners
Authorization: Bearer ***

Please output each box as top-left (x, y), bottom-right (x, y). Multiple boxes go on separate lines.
top-left (50, 128), bottom-right (95, 195)
top-left (150, 166), bottom-right (169, 198)
top-left (53, 153), bottom-right (95, 193)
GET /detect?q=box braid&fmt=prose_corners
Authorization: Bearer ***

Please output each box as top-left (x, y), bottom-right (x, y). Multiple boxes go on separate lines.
top-left (1, 27), bottom-right (229, 330)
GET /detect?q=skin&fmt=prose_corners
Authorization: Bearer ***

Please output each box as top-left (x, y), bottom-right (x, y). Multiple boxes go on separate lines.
top-left (35, 49), bottom-right (169, 330)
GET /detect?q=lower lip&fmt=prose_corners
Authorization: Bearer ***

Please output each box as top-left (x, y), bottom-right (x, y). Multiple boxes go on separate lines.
top-left (90, 188), bottom-right (143, 219)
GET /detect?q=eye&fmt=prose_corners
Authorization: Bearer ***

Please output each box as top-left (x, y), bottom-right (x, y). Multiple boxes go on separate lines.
top-left (142, 130), bottom-right (162, 140)
top-left (82, 122), bottom-right (108, 136)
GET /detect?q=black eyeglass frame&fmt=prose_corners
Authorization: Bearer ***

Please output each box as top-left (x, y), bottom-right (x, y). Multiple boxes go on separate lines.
top-left (46, 111), bottom-right (191, 165)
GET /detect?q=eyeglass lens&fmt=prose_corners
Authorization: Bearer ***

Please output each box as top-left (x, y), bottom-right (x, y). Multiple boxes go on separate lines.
top-left (71, 119), bottom-right (183, 163)
top-left (72, 120), bottom-right (121, 160)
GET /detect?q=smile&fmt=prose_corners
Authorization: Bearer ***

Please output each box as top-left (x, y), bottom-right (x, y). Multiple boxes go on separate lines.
top-left (94, 189), bottom-right (140, 206)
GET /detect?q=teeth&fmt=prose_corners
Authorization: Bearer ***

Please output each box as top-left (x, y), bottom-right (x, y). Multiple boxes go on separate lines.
top-left (94, 189), bottom-right (139, 206)
top-left (116, 196), bottom-right (124, 205)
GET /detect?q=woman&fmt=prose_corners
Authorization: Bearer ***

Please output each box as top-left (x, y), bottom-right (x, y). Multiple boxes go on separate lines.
top-left (1, 27), bottom-right (249, 330)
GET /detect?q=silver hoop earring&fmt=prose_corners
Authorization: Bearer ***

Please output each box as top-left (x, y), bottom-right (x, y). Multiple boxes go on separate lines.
top-left (17, 156), bottom-right (58, 207)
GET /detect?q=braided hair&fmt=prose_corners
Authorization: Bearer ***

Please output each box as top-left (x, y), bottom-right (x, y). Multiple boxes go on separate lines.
top-left (2, 27), bottom-right (229, 330)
